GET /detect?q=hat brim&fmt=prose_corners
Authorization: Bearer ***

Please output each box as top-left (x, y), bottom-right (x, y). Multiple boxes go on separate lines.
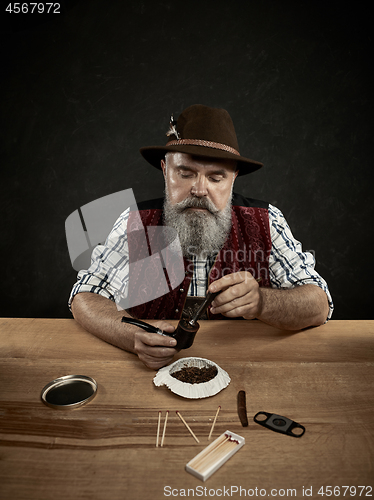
top-left (140, 144), bottom-right (263, 176)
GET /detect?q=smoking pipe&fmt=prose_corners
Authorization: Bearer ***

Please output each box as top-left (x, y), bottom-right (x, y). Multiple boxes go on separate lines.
top-left (121, 291), bottom-right (220, 350)
top-left (188, 291), bottom-right (219, 327)
top-left (171, 291), bottom-right (220, 350)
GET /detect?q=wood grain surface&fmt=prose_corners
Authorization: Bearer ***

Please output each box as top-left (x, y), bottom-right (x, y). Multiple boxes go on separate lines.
top-left (1, 318), bottom-right (373, 500)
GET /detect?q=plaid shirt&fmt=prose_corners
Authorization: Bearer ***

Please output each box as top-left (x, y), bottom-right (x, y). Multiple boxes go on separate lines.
top-left (69, 204), bottom-right (334, 320)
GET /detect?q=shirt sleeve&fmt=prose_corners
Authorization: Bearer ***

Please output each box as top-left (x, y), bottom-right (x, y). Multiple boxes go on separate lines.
top-left (268, 204), bottom-right (334, 321)
top-left (68, 207), bottom-right (131, 312)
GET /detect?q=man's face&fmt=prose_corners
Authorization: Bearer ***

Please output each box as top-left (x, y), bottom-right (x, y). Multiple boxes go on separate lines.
top-left (161, 152), bottom-right (238, 211)
top-left (161, 152), bottom-right (238, 258)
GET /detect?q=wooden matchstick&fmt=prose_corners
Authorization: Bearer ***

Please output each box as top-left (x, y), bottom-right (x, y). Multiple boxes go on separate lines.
top-left (195, 439), bottom-right (238, 473)
top-left (160, 410), bottom-right (169, 447)
top-left (156, 411), bottom-right (162, 447)
top-left (189, 433), bottom-right (229, 469)
top-left (176, 411), bottom-right (200, 443)
top-left (208, 406), bottom-right (221, 440)
top-left (186, 431), bottom-right (245, 481)
top-left (192, 434), bottom-right (239, 473)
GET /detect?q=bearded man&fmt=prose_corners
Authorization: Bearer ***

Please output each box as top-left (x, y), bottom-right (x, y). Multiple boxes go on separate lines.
top-left (69, 105), bottom-right (333, 369)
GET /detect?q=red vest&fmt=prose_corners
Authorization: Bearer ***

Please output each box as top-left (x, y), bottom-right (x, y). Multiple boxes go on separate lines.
top-left (127, 193), bottom-right (271, 320)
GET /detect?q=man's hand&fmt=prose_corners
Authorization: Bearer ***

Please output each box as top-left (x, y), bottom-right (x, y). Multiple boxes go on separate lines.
top-left (208, 271), bottom-right (261, 319)
top-left (133, 320), bottom-right (178, 370)
top-left (71, 293), bottom-right (180, 370)
top-left (208, 272), bottom-right (330, 330)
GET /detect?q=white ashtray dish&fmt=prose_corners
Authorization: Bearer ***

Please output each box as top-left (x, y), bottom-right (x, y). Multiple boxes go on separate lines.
top-left (153, 357), bottom-right (231, 399)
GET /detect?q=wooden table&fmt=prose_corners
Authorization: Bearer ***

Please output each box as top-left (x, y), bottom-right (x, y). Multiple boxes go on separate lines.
top-left (1, 318), bottom-right (373, 500)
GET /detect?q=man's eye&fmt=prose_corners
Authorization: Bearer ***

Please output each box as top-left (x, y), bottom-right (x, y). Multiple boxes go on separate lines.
top-left (209, 177), bottom-right (222, 183)
top-left (180, 173), bottom-right (193, 178)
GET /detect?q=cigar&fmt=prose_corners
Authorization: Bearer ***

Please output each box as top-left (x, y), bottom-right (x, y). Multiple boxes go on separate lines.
top-left (237, 390), bottom-right (248, 427)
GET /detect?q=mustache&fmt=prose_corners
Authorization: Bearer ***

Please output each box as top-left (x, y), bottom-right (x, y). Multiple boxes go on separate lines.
top-left (173, 196), bottom-right (219, 214)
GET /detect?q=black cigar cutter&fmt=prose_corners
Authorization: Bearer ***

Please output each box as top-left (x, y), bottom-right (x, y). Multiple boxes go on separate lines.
top-left (254, 411), bottom-right (305, 438)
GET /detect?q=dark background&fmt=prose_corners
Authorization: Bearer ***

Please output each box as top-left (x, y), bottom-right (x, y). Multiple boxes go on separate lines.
top-left (1, 0), bottom-right (373, 319)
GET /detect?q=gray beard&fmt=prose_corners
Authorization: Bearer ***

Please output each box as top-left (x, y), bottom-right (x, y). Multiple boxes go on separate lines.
top-left (163, 192), bottom-right (232, 259)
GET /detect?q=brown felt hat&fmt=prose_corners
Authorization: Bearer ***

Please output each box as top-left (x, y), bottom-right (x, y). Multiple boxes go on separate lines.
top-left (140, 104), bottom-right (263, 176)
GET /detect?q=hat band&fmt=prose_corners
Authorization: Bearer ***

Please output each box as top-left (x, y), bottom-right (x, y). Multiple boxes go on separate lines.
top-left (166, 139), bottom-right (240, 156)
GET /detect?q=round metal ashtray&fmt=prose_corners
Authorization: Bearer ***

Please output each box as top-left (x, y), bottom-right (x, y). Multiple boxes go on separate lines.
top-left (41, 375), bottom-right (98, 409)
top-left (153, 357), bottom-right (230, 399)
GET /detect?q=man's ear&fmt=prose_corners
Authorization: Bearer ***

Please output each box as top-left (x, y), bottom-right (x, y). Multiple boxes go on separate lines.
top-left (161, 159), bottom-right (166, 177)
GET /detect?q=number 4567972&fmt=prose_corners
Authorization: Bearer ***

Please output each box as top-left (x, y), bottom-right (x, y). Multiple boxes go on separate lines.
top-left (318, 485), bottom-right (372, 496)
top-left (5, 3), bottom-right (61, 14)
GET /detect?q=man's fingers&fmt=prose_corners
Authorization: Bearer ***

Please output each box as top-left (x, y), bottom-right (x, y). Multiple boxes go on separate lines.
top-left (147, 320), bottom-right (175, 334)
top-left (211, 295), bottom-right (260, 319)
top-left (134, 331), bottom-right (177, 366)
top-left (211, 290), bottom-right (253, 314)
top-left (132, 322), bottom-right (178, 369)
top-left (135, 330), bottom-right (177, 348)
top-left (209, 271), bottom-right (261, 319)
top-left (211, 280), bottom-right (257, 308)
top-left (209, 271), bottom-right (256, 293)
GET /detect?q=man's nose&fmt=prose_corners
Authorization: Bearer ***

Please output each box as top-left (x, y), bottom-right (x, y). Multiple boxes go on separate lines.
top-left (191, 175), bottom-right (208, 197)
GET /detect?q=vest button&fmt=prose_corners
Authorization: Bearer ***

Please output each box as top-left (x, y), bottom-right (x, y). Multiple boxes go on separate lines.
top-left (179, 288), bottom-right (184, 293)
top-left (175, 309), bottom-right (179, 313)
